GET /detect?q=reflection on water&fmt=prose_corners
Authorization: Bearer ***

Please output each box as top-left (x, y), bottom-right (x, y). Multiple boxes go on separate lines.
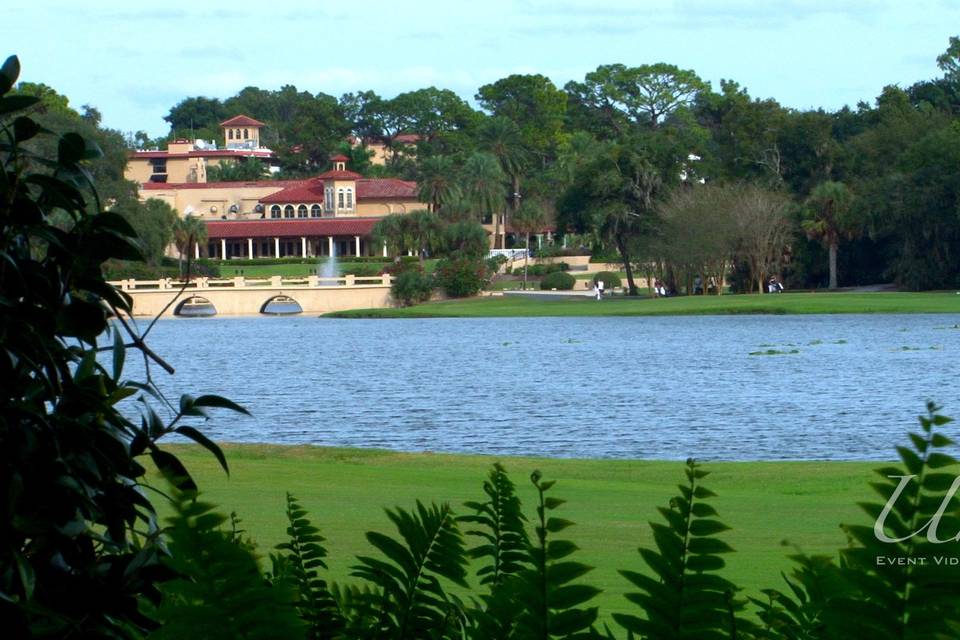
top-left (121, 314), bottom-right (960, 461)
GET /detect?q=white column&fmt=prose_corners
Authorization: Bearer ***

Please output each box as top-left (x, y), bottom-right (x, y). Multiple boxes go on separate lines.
top-left (301, 236), bottom-right (307, 257)
top-left (537, 234), bottom-right (543, 249)
top-left (220, 238), bottom-right (226, 259)
top-left (354, 235), bottom-right (361, 257)
top-left (382, 242), bottom-right (388, 257)
top-left (328, 236), bottom-right (334, 257)
top-left (247, 238), bottom-right (254, 258)
top-left (274, 237), bottom-right (280, 257)
top-left (194, 242), bottom-right (200, 259)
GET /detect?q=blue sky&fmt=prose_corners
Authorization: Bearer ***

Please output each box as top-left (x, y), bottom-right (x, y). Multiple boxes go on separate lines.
top-left (9, 0), bottom-right (959, 136)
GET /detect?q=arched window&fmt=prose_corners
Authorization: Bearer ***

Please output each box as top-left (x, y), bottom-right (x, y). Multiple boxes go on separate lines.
top-left (243, 129), bottom-right (249, 139)
top-left (228, 129), bottom-right (234, 140)
top-left (311, 204), bottom-right (321, 218)
top-left (235, 129), bottom-right (241, 139)
top-left (337, 189), bottom-right (345, 209)
top-left (284, 205), bottom-right (295, 219)
top-left (270, 205), bottom-right (281, 219)
top-left (297, 204), bottom-right (308, 218)
top-left (324, 187), bottom-right (333, 211)
top-left (345, 188), bottom-right (353, 210)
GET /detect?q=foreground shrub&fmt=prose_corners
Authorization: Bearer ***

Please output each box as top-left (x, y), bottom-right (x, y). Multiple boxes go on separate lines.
top-left (391, 269), bottom-right (434, 306)
top-left (435, 257), bottom-right (488, 297)
top-left (0, 55), bottom-right (239, 636)
top-left (592, 270), bottom-right (621, 288)
top-left (540, 271), bottom-right (576, 290)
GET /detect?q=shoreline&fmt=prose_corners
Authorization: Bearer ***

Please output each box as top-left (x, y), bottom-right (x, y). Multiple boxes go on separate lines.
top-left (324, 291), bottom-right (960, 319)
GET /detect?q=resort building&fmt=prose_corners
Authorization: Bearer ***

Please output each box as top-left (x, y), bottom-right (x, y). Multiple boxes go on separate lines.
top-left (137, 155), bottom-right (428, 259)
top-left (125, 115), bottom-right (279, 184)
top-left (348, 134), bottom-right (421, 165)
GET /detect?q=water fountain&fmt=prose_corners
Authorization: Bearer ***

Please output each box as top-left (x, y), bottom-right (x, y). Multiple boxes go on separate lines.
top-left (318, 246), bottom-right (338, 286)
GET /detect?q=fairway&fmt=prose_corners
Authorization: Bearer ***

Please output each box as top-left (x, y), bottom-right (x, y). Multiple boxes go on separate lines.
top-left (326, 291), bottom-right (960, 318)
top-left (160, 444), bottom-right (879, 620)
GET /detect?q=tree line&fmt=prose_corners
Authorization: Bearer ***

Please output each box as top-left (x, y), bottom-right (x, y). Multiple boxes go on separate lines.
top-left (151, 40), bottom-right (960, 291)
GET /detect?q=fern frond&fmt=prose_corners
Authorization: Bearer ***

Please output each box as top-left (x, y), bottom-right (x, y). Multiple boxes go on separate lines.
top-left (614, 458), bottom-right (752, 640)
top-left (513, 470), bottom-right (601, 639)
top-left (153, 490), bottom-right (303, 640)
top-left (461, 463), bottom-right (531, 638)
top-left (835, 402), bottom-right (960, 639)
top-left (750, 552), bottom-right (851, 640)
top-left (274, 492), bottom-right (343, 638)
top-left (351, 500), bottom-right (469, 639)
top-left (462, 462), bottom-right (530, 587)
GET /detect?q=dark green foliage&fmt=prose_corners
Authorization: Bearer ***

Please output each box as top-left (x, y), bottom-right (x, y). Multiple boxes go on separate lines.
top-left (0, 55), bottom-right (241, 637)
top-left (391, 269), bottom-right (434, 306)
top-left (153, 492), bottom-right (304, 640)
top-left (528, 262), bottom-right (569, 276)
top-left (614, 459), bottom-right (752, 640)
top-left (751, 553), bottom-right (853, 640)
top-left (435, 256), bottom-right (489, 297)
top-left (461, 464), bottom-right (531, 637)
top-left (275, 493), bottom-right (343, 638)
top-left (351, 501), bottom-right (470, 639)
top-left (207, 158), bottom-right (271, 182)
top-left (512, 470), bottom-right (601, 639)
top-left (592, 271), bottom-right (621, 288)
top-left (540, 271), bottom-right (576, 290)
top-left (834, 402), bottom-right (960, 639)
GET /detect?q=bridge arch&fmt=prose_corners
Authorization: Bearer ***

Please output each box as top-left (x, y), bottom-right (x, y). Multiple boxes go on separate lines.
top-left (174, 296), bottom-right (217, 317)
top-left (260, 295), bottom-right (303, 315)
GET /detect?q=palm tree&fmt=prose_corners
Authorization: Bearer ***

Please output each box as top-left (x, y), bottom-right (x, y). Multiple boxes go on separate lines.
top-left (478, 117), bottom-right (528, 248)
top-left (802, 181), bottom-right (857, 289)
top-left (405, 209), bottom-right (444, 267)
top-left (460, 152), bottom-right (507, 252)
top-left (417, 156), bottom-right (461, 213)
top-left (172, 215), bottom-right (207, 278)
top-left (372, 214), bottom-right (410, 259)
top-left (372, 211), bottom-right (443, 267)
top-left (511, 200), bottom-right (547, 290)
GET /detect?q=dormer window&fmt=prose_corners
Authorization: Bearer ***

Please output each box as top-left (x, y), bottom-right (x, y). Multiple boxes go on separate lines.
top-left (334, 159), bottom-right (345, 171)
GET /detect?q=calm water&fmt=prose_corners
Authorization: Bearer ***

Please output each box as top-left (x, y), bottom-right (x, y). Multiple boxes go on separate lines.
top-left (123, 314), bottom-right (960, 461)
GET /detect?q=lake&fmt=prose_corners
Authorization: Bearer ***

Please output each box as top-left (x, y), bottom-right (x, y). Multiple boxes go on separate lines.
top-left (123, 314), bottom-right (960, 461)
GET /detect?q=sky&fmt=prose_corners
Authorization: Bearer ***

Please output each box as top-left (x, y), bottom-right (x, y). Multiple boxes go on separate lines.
top-left (8, 0), bottom-right (960, 136)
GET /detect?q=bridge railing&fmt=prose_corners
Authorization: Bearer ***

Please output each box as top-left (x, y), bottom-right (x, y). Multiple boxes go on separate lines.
top-left (109, 274), bottom-right (393, 291)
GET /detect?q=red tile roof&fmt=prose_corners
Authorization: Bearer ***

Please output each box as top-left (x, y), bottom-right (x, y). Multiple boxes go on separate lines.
top-left (130, 149), bottom-right (274, 159)
top-left (357, 179), bottom-right (419, 199)
top-left (206, 218), bottom-right (379, 239)
top-left (330, 154), bottom-right (350, 162)
top-left (220, 115), bottom-right (265, 127)
top-left (259, 178), bottom-right (418, 203)
top-left (142, 179), bottom-right (304, 191)
top-left (315, 168), bottom-right (363, 180)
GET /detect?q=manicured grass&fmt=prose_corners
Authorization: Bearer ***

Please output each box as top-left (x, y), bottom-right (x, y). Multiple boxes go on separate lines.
top-left (218, 259), bottom-right (439, 279)
top-left (326, 291), bottom-right (960, 318)
top-left (157, 444), bottom-right (878, 620)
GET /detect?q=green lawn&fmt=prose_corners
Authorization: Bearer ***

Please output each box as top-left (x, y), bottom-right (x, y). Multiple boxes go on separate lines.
top-left (218, 259), bottom-right (439, 279)
top-left (158, 444), bottom-right (879, 620)
top-left (326, 291), bottom-right (960, 318)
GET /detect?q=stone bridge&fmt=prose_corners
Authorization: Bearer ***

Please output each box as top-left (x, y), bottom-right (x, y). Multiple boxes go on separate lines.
top-left (110, 275), bottom-right (394, 317)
